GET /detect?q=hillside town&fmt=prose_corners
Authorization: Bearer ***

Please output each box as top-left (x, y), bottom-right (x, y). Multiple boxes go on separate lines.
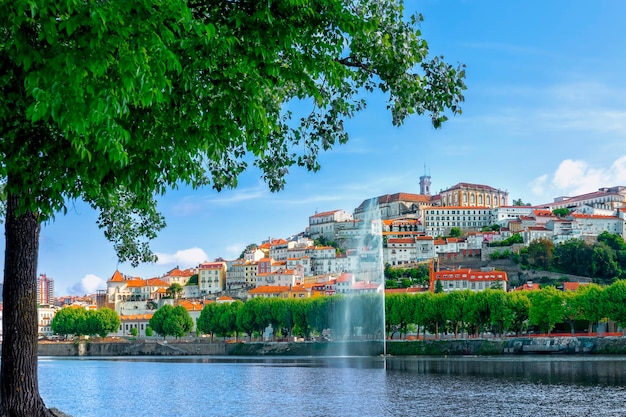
top-left (9, 179), bottom-right (626, 340)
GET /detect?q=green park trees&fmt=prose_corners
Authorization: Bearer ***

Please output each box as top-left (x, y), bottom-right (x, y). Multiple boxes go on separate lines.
top-left (1, 0), bottom-right (466, 414)
top-left (149, 305), bottom-right (194, 339)
top-left (51, 307), bottom-right (120, 339)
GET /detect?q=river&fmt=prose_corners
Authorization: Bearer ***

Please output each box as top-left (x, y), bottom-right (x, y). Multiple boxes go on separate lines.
top-left (38, 355), bottom-right (626, 417)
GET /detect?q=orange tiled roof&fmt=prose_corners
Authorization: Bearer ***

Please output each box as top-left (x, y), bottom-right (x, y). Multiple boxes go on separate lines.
top-left (388, 238), bottom-right (415, 244)
top-left (570, 213), bottom-right (620, 220)
top-left (336, 273), bottom-right (353, 283)
top-left (145, 278), bottom-right (169, 287)
top-left (433, 268), bottom-right (508, 282)
top-left (309, 210), bottom-right (343, 218)
top-left (249, 285), bottom-right (291, 294)
top-left (178, 300), bottom-right (204, 311)
top-left (108, 270), bottom-right (125, 282)
top-left (120, 314), bottom-right (154, 321)
top-left (563, 282), bottom-right (588, 291)
top-left (385, 287), bottom-right (427, 294)
top-left (514, 282), bottom-right (540, 291)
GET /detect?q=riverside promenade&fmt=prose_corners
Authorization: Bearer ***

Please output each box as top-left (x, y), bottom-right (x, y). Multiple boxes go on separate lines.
top-left (37, 336), bottom-right (626, 357)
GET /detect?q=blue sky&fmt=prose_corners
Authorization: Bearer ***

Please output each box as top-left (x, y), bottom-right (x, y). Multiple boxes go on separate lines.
top-left (26, 1), bottom-right (626, 295)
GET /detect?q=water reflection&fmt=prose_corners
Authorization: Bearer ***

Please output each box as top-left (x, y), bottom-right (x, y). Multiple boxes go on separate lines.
top-left (39, 356), bottom-right (626, 417)
top-left (385, 356), bottom-right (626, 386)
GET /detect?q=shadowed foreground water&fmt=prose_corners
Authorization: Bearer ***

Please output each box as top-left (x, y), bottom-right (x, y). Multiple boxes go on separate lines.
top-left (38, 355), bottom-right (626, 417)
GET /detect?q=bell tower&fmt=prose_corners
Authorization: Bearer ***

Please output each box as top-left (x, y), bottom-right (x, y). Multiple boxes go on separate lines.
top-left (419, 166), bottom-right (431, 195)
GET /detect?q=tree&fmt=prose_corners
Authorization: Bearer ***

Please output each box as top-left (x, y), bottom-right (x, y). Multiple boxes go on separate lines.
top-left (449, 227), bottom-right (462, 238)
top-left (552, 208), bottom-right (570, 218)
top-left (528, 287), bottom-right (564, 335)
top-left (162, 306), bottom-right (194, 339)
top-left (506, 291), bottom-right (530, 336)
top-left (527, 238), bottom-right (555, 269)
top-left (95, 308), bottom-right (121, 338)
top-left (512, 198), bottom-right (531, 206)
top-left (149, 304), bottom-right (174, 338)
top-left (238, 243), bottom-right (259, 260)
top-left (604, 280), bottom-right (626, 331)
top-left (591, 242), bottom-right (621, 280)
top-left (0, 1), bottom-right (465, 414)
top-left (577, 284), bottom-right (607, 333)
top-left (166, 283), bottom-right (184, 300)
top-left (50, 306), bottom-right (87, 338)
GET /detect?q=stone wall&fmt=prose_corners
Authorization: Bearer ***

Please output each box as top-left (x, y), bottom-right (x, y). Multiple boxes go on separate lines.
top-left (38, 337), bottom-right (626, 357)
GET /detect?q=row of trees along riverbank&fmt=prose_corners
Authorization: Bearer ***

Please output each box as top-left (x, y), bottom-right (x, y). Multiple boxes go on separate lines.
top-left (48, 281), bottom-right (626, 342)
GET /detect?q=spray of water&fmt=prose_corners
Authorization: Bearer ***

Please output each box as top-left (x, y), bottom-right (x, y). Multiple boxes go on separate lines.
top-left (326, 198), bottom-right (385, 358)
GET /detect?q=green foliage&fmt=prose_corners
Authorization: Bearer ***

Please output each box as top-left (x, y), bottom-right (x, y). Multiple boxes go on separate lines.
top-left (449, 227), bottom-right (462, 238)
top-left (605, 280), bottom-right (626, 328)
top-left (552, 208), bottom-right (570, 218)
top-left (51, 307), bottom-right (120, 338)
top-left (488, 233), bottom-right (523, 247)
top-left (489, 249), bottom-right (511, 260)
top-left (162, 306), bottom-right (194, 339)
top-left (528, 286), bottom-right (564, 334)
top-left (166, 283), bottom-right (184, 299)
top-left (186, 275), bottom-right (198, 286)
top-left (145, 326), bottom-right (154, 337)
top-left (434, 279), bottom-right (444, 294)
top-left (238, 243), bottom-right (259, 260)
top-left (384, 264), bottom-right (430, 287)
top-left (149, 304), bottom-right (173, 337)
top-left (130, 327), bottom-right (138, 337)
top-left (512, 199), bottom-right (531, 206)
top-left (527, 238), bottom-right (555, 269)
top-left (51, 307), bottom-right (87, 337)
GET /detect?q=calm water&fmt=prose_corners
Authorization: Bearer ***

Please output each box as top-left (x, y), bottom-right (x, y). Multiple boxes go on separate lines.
top-left (37, 355), bottom-right (626, 417)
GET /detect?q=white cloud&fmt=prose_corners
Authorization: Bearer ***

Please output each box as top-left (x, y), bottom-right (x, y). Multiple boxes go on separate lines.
top-left (530, 174), bottom-right (548, 196)
top-left (225, 243), bottom-right (245, 259)
top-left (68, 274), bottom-right (106, 295)
top-left (531, 156), bottom-right (626, 201)
top-left (155, 247), bottom-right (208, 267)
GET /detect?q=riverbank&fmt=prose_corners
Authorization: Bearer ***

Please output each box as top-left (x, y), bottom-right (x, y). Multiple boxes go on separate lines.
top-left (36, 336), bottom-right (626, 356)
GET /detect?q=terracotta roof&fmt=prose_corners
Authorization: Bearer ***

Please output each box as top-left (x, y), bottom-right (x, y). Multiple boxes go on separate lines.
top-left (356, 193), bottom-right (431, 211)
top-left (385, 287), bottom-right (428, 294)
top-left (309, 210), bottom-right (344, 218)
top-left (442, 182), bottom-right (503, 193)
top-left (108, 270), bottom-right (125, 283)
top-left (145, 278), bottom-right (169, 287)
top-left (514, 282), bottom-right (540, 291)
top-left (126, 279), bottom-right (145, 288)
top-left (336, 273), bottom-right (354, 283)
top-left (563, 282), bottom-right (589, 291)
top-left (570, 213), bottom-right (620, 220)
top-left (120, 314), bottom-right (153, 321)
top-left (433, 268), bottom-right (508, 282)
top-left (248, 285), bottom-right (291, 294)
top-left (352, 281), bottom-right (381, 290)
top-left (388, 238), bottom-right (416, 244)
top-left (177, 300), bottom-right (204, 311)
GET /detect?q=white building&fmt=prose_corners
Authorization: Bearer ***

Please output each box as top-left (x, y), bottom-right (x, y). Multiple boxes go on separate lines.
top-left (308, 209), bottom-right (353, 240)
top-left (423, 206), bottom-right (491, 237)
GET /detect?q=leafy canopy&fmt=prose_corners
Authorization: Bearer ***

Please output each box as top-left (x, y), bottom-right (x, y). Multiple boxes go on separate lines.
top-left (1, 0), bottom-right (465, 265)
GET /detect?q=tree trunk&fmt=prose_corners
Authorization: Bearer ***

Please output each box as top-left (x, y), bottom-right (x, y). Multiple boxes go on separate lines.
top-left (0, 190), bottom-right (55, 417)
